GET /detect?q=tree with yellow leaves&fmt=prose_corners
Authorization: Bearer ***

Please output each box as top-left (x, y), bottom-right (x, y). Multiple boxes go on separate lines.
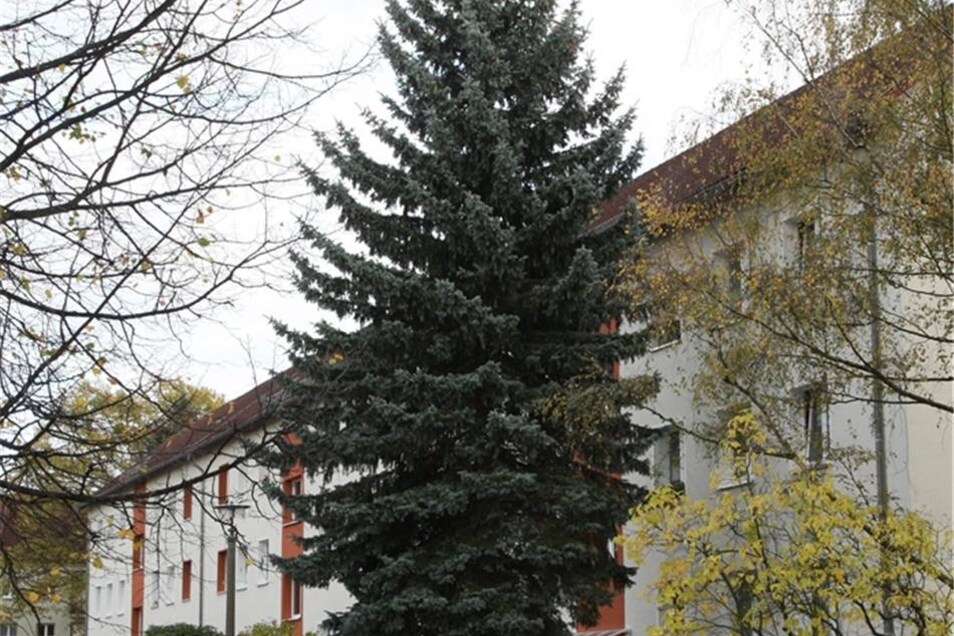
top-left (622, 413), bottom-right (953, 635)
top-left (0, 379), bottom-right (222, 629)
top-left (619, 0), bottom-right (951, 633)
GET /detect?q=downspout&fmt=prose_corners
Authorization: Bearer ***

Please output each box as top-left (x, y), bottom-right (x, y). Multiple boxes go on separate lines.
top-left (866, 203), bottom-right (894, 635)
top-left (199, 500), bottom-right (206, 627)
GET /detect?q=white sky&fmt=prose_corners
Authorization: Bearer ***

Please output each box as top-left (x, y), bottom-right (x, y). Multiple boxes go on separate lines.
top-left (182, 0), bottom-right (760, 399)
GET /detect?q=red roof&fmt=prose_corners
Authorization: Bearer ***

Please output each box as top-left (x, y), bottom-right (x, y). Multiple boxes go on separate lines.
top-left (98, 374), bottom-right (288, 496)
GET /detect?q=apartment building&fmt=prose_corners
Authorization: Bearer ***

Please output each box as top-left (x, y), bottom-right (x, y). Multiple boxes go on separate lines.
top-left (85, 377), bottom-right (350, 636)
top-left (86, 41), bottom-right (951, 636)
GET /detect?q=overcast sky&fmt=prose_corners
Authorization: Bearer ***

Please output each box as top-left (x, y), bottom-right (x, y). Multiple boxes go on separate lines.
top-left (181, 0), bottom-right (761, 399)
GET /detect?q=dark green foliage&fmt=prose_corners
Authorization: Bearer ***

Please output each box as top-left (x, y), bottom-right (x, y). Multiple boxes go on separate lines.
top-left (271, 1), bottom-right (656, 634)
top-left (145, 625), bottom-right (223, 636)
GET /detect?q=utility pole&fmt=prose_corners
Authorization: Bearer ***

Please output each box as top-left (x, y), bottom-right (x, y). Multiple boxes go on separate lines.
top-left (216, 501), bottom-right (250, 636)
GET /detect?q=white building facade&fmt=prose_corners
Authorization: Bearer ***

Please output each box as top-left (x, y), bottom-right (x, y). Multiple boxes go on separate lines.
top-left (85, 381), bottom-right (351, 636)
top-left (86, 77), bottom-right (952, 636)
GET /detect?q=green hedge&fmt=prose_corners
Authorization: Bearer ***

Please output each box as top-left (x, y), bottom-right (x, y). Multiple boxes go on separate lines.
top-left (145, 624), bottom-right (223, 636)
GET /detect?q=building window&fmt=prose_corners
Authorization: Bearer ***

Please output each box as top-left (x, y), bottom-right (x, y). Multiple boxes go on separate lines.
top-left (183, 484), bottom-right (193, 520)
top-left (150, 571), bottom-right (160, 606)
top-left (164, 564), bottom-right (175, 605)
top-left (182, 560), bottom-right (192, 601)
top-left (237, 548), bottom-right (248, 589)
top-left (132, 533), bottom-right (144, 571)
top-left (217, 549), bottom-right (227, 593)
top-left (93, 586), bottom-right (102, 617)
top-left (716, 405), bottom-right (753, 490)
top-left (636, 303), bottom-right (681, 350)
top-left (796, 217), bottom-right (816, 272)
top-left (0, 624), bottom-right (17, 636)
top-left (132, 608), bottom-right (143, 636)
top-left (283, 476), bottom-right (303, 523)
top-left (715, 246), bottom-right (744, 310)
top-left (282, 574), bottom-right (303, 620)
top-left (291, 580), bottom-right (303, 618)
top-left (105, 582), bottom-right (113, 617)
top-left (217, 467), bottom-right (229, 505)
top-left (116, 579), bottom-right (126, 616)
top-left (257, 540), bottom-right (270, 585)
top-left (233, 469), bottom-right (248, 503)
top-left (37, 625), bottom-right (53, 636)
top-left (653, 427), bottom-right (683, 491)
top-left (799, 385), bottom-right (827, 464)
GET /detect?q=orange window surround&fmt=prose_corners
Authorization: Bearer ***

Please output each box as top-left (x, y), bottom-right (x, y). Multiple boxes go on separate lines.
top-left (182, 560), bottom-right (192, 601)
top-left (217, 467), bottom-right (229, 505)
top-left (282, 476), bottom-right (303, 524)
top-left (183, 484), bottom-right (193, 519)
top-left (216, 550), bottom-right (227, 593)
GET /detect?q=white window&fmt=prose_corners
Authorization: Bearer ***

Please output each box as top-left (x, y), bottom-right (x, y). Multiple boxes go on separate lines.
top-left (233, 469), bottom-right (248, 503)
top-left (93, 586), bottom-right (102, 617)
top-left (37, 625), bottom-right (53, 636)
top-left (237, 548), bottom-right (248, 589)
top-left (164, 565), bottom-right (175, 605)
top-left (791, 216), bottom-right (817, 272)
top-left (290, 580), bottom-right (303, 618)
top-left (150, 571), bottom-right (160, 606)
top-left (715, 406), bottom-right (753, 490)
top-left (798, 385), bottom-right (828, 463)
top-left (257, 539), bottom-right (270, 585)
top-left (715, 246), bottom-right (744, 310)
top-left (105, 583), bottom-right (113, 617)
top-left (0, 624), bottom-right (17, 636)
top-left (636, 303), bottom-right (681, 350)
top-left (116, 579), bottom-right (125, 616)
top-left (654, 428), bottom-right (683, 490)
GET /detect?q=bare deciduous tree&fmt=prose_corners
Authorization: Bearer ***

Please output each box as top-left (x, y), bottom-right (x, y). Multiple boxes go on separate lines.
top-left (0, 0), bottom-right (366, 517)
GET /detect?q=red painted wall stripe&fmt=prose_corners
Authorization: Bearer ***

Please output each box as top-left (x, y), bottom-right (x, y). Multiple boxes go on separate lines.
top-left (131, 482), bottom-right (146, 636)
top-left (280, 462), bottom-right (304, 636)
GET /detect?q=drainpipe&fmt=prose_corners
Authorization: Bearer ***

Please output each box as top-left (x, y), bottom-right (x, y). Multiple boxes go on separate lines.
top-left (199, 500), bottom-right (206, 627)
top-left (866, 203), bottom-right (893, 635)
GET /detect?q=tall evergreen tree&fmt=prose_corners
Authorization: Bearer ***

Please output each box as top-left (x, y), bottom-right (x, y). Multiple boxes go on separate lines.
top-left (272, 1), bottom-right (655, 634)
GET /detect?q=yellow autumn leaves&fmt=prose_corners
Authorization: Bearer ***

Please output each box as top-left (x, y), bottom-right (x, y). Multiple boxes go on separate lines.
top-left (622, 415), bottom-right (954, 635)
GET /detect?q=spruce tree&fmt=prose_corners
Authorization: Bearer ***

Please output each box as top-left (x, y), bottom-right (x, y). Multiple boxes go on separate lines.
top-left (273, 1), bottom-right (655, 634)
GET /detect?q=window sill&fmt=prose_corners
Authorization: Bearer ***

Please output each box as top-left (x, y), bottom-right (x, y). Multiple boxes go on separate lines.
top-left (649, 340), bottom-right (680, 353)
top-left (257, 580), bottom-right (269, 587)
top-left (655, 480), bottom-right (685, 494)
top-left (715, 479), bottom-right (751, 492)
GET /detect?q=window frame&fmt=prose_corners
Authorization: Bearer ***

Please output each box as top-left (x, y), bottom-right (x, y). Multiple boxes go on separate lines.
top-left (236, 547), bottom-right (248, 589)
top-left (653, 427), bottom-right (684, 491)
top-left (290, 579), bottom-right (303, 619)
top-left (116, 579), bottom-right (126, 616)
top-left (216, 549), bottom-right (227, 594)
top-left (635, 303), bottom-right (682, 351)
top-left (283, 476), bottom-right (304, 524)
top-left (183, 484), bottom-right (193, 520)
top-left (164, 564), bottom-right (175, 605)
top-left (797, 383), bottom-right (829, 464)
top-left (182, 560), bottom-right (192, 601)
top-left (714, 404), bottom-right (754, 491)
top-left (257, 539), bottom-right (270, 586)
top-left (217, 467), bottom-right (229, 505)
